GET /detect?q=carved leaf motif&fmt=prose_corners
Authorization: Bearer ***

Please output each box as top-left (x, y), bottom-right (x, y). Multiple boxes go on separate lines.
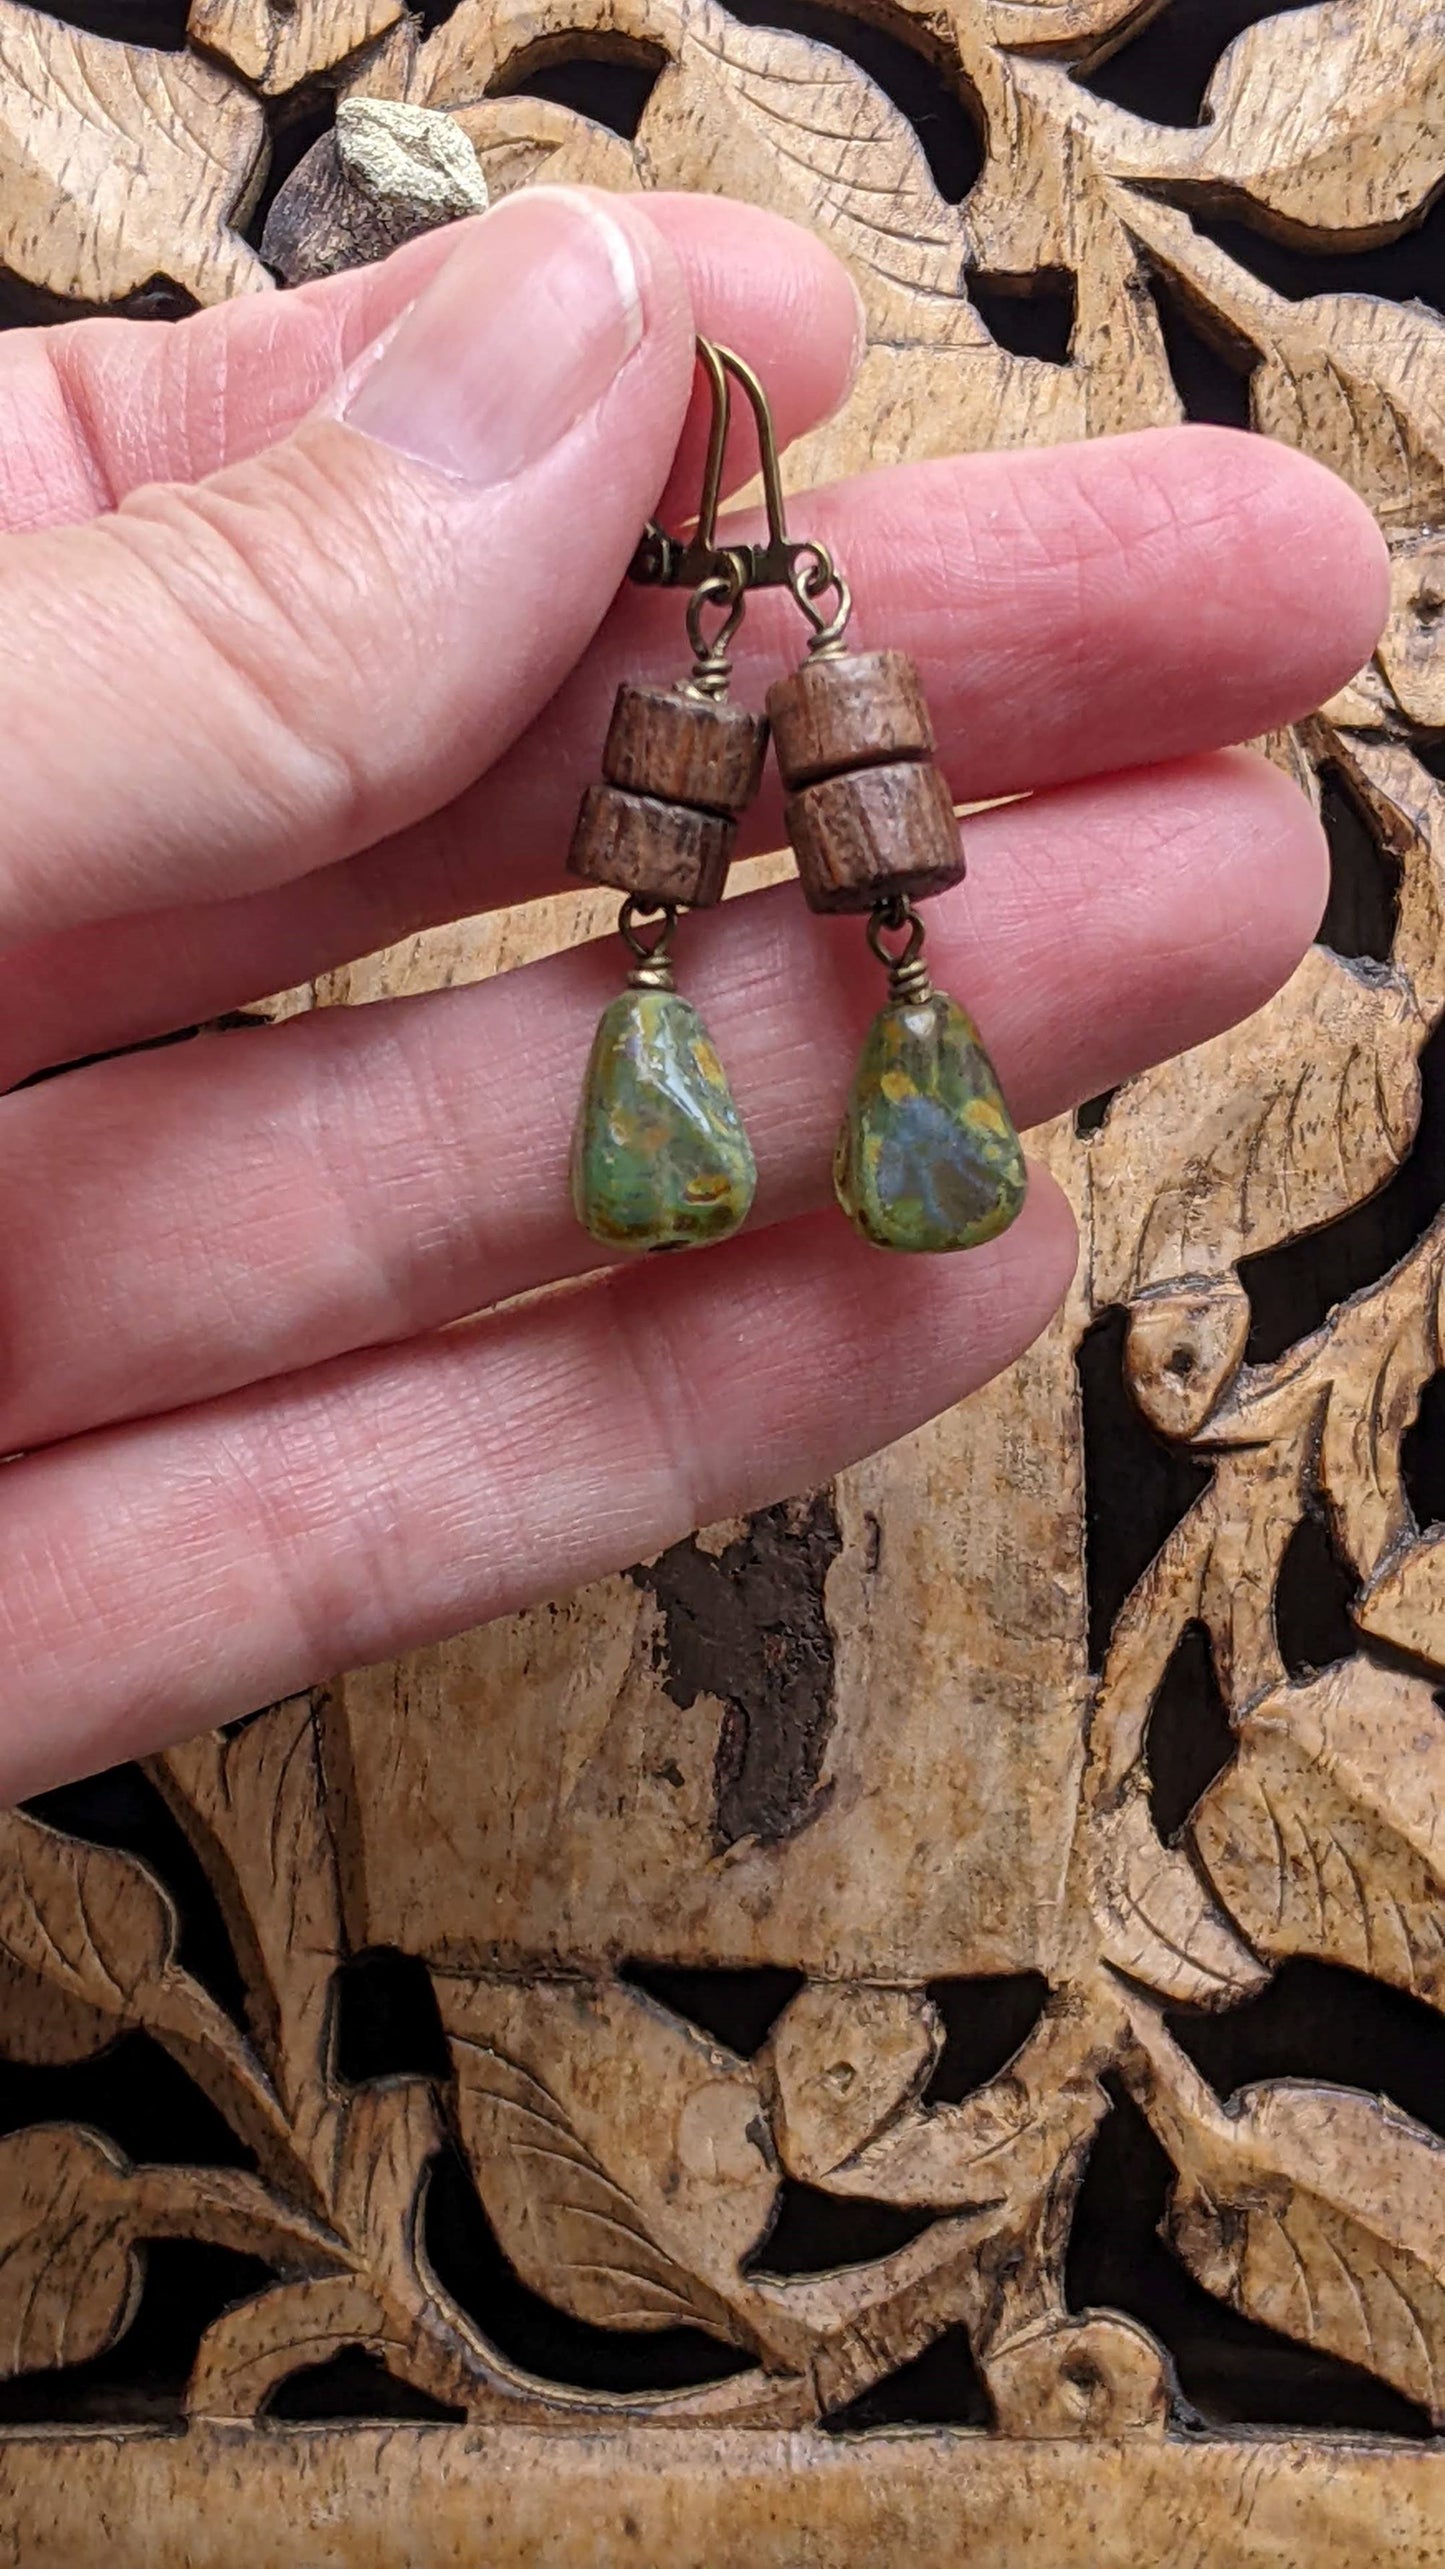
top-left (439, 1976), bottom-right (776, 2342)
top-left (1133, 2019), bottom-right (1445, 2420)
top-left (1115, 194), bottom-right (1445, 529)
top-left (1091, 1789), bottom-right (1267, 2008)
top-left (153, 1701), bottom-right (341, 2136)
top-left (186, 2274), bottom-right (398, 2422)
top-left (187, 0), bottom-right (401, 97)
top-left (448, 98), bottom-right (638, 198)
top-left (0, 2127), bottom-right (139, 2376)
top-left (660, 4), bottom-right (967, 310)
top-left (1250, 297), bottom-right (1445, 530)
top-left (1088, 943), bottom-right (1423, 1306)
top-left (0, 1801), bottom-right (316, 2192)
top-left (1185, 5), bottom-right (1445, 244)
top-left (0, 1), bottom-right (268, 305)
top-left (1358, 1524), bottom-right (1445, 1663)
top-left (1192, 1660), bottom-right (1445, 2004)
top-left (0, 1807), bottom-right (176, 2040)
top-left (353, 14), bottom-right (641, 194)
top-left (983, 0), bottom-right (1169, 60)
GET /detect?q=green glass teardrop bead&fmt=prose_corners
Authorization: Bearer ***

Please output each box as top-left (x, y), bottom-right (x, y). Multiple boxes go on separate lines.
top-left (572, 987), bottom-right (757, 1252)
top-left (834, 990), bottom-right (1027, 1253)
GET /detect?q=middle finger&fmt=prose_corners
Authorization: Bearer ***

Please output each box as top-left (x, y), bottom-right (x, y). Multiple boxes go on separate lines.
top-left (0, 746), bottom-right (1322, 1452)
top-left (0, 423), bottom-right (1381, 1084)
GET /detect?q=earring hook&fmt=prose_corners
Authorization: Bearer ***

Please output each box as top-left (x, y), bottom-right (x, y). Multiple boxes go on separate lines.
top-left (628, 337), bottom-right (852, 652)
top-left (629, 339), bottom-right (801, 583)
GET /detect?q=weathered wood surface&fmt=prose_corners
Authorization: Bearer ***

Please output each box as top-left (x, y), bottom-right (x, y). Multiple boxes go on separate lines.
top-left (3, 0), bottom-right (1445, 2558)
top-left (4, 2428), bottom-right (1445, 2569)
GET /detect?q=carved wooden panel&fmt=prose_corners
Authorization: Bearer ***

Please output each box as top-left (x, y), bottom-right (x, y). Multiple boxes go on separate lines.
top-left (3, 0), bottom-right (1445, 2559)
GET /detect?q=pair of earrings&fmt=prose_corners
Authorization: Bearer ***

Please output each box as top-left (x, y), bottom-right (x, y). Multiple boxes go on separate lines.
top-left (569, 342), bottom-right (1026, 1258)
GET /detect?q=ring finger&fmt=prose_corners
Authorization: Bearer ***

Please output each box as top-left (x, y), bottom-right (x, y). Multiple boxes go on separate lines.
top-left (0, 746), bottom-right (1323, 1454)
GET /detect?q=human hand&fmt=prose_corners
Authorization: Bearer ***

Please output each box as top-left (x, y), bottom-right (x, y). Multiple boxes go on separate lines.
top-left (0, 187), bottom-right (1386, 1800)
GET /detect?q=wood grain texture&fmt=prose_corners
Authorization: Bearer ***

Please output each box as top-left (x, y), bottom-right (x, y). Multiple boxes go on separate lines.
top-left (568, 782), bottom-right (736, 904)
top-left (5, 2429), bottom-right (1445, 2569)
top-left (767, 650), bottom-right (934, 792)
top-left (5, 0), bottom-right (1445, 2555)
top-left (783, 755), bottom-right (965, 910)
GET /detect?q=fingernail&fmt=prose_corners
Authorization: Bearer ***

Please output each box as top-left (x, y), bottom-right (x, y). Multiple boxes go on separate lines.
top-left (342, 189), bottom-right (644, 487)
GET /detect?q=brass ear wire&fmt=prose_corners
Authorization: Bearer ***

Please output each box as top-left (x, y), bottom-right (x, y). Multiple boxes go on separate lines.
top-left (630, 339), bottom-right (850, 642)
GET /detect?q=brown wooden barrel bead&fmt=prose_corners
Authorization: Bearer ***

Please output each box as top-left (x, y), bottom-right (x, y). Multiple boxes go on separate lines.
top-left (785, 759), bottom-right (965, 913)
top-left (767, 649), bottom-right (933, 791)
top-left (601, 683), bottom-right (767, 815)
top-left (569, 783), bottom-right (734, 908)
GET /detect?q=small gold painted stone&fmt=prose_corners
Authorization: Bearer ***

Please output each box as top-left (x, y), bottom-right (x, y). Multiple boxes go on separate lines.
top-left (572, 987), bottom-right (756, 1252)
top-left (767, 649), bottom-right (933, 790)
top-left (569, 784), bottom-right (734, 908)
top-left (835, 990), bottom-right (1026, 1253)
top-left (786, 760), bottom-right (965, 913)
top-left (602, 683), bottom-right (767, 815)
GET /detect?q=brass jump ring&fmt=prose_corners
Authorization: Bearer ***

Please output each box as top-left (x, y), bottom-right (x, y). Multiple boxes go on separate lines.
top-left (619, 897), bottom-right (678, 964)
top-left (788, 542), bottom-right (853, 654)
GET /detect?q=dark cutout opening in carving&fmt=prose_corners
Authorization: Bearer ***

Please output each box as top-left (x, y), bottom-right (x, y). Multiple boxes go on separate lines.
top-left (1273, 1506), bottom-right (1358, 1681)
top-left (1145, 272), bottom-right (1253, 427)
top-left (966, 270), bottom-right (1075, 367)
top-left (1403, 1367), bottom-right (1445, 1531)
top-left (1168, 1958), bottom-right (1445, 2149)
top-left (923, 1971), bottom-right (1050, 2104)
top-left (1186, 198), bottom-right (1445, 316)
top-left (27, 1761), bottom-right (250, 2032)
top-left (1074, 1087), bottom-right (1118, 1138)
top-left (423, 2140), bottom-right (752, 2393)
top-left (1065, 2084), bottom-right (1434, 2436)
top-left (0, 2029), bottom-right (256, 2173)
top-left (486, 34), bottom-right (669, 141)
top-left (746, 2180), bottom-right (938, 2278)
top-left (1316, 765), bottom-right (1401, 966)
top-left (718, 0), bottom-right (983, 204)
top-left (620, 1963), bottom-right (806, 2059)
top-left (332, 1947), bottom-right (452, 2086)
top-left (822, 2321), bottom-right (990, 2432)
top-left (1078, 1308), bottom-right (1213, 1672)
top-left (1241, 1013), bottom-right (1445, 1364)
top-left (0, 271), bottom-right (198, 331)
top-left (267, 2347), bottom-right (465, 2423)
top-left (20, 0), bottom-right (188, 48)
top-left (1084, 0), bottom-right (1356, 132)
top-left (1145, 1621), bottom-right (1234, 1842)
top-left (0, 2244), bottom-right (274, 2428)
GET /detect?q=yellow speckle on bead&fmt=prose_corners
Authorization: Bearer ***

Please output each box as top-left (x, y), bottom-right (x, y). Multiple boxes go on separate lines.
top-left (964, 1097), bottom-right (1010, 1138)
top-left (880, 1069), bottom-right (913, 1104)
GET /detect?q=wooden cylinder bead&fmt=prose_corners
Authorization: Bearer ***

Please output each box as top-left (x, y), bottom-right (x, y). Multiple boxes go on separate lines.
top-left (767, 649), bottom-right (933, 791)
top-left (785, 759), bottom-right (965, 914)
top-left (569, 783), bottom-right (734, 908)
top-left (602, 683), bottom-right (767, 816)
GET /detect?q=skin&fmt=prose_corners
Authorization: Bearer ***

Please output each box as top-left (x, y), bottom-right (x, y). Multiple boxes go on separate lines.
top-left (0, 188), bottom-right (1389, 1801)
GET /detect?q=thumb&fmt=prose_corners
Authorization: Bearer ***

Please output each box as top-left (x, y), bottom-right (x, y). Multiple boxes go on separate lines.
top-left (0, 188), bottom-right (696, 943)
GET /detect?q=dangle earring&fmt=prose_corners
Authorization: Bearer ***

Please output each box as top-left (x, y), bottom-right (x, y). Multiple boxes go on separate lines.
top-left (765, 518), bottom-right (1028, 1254)
top-left (568, 347), bottom-right (766, 1253)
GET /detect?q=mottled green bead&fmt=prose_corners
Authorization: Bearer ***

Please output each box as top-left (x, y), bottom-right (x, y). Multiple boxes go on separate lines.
top-left (834, 990), bottom-right (1027, 1253)
top-left (572, 988), bottom-right (756, 1252)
